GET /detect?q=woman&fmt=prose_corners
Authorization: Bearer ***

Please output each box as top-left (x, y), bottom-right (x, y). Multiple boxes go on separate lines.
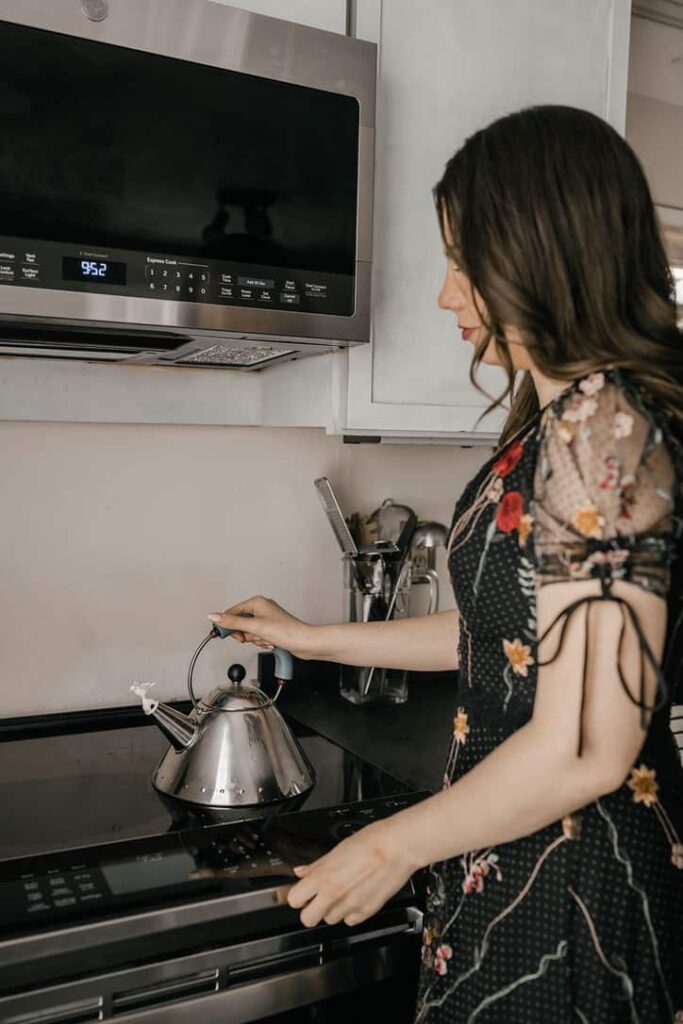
top-left (208, 106), bottom-right (683, 1022)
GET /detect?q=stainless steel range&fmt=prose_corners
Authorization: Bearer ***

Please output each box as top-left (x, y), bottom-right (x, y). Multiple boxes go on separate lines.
top-left (0, 710), bottom-right (426, 1024)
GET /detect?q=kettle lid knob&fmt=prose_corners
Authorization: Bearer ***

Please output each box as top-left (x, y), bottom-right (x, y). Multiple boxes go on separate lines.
top-left (227, 664), bottom-right (247, 685)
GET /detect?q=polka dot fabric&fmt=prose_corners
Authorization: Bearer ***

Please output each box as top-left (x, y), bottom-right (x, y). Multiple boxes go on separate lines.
top-left (413, 369), bottom-right (683, 1023)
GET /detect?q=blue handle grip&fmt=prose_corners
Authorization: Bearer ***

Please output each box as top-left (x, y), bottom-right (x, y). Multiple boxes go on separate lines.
top-left (211, 622), bottom-right (294, 682)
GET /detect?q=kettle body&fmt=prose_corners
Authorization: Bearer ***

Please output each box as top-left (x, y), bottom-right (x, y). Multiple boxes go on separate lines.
top-left (134, 627), bottom-right (316, 808)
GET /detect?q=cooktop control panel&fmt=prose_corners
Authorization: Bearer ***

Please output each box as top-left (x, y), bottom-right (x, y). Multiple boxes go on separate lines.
top-left (0, 793), bottom-right (424, 936)
top-left (0, 235), bottom-right (353, 317)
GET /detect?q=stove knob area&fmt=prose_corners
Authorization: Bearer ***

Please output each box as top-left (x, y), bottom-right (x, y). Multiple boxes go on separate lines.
top-left (227, 664), bottom-right (246, 684)
top-left (332, 820), bottom-right (365, 840)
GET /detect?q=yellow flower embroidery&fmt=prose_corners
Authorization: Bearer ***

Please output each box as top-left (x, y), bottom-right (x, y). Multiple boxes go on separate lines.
top-left (628, 764), bottom-right (659, 806)
top-left (571, 502), bottom-right (605, 539)
top-left (517, 513), bottom-right (534, 547)
top-left (453, 707), bottom-right (470, 745)
top-left (503, 638), bottom-right (534, 677)
top-left (562, 813), bottom-right (582, 840)
top-left (557, 422), bottom-right (575, 445)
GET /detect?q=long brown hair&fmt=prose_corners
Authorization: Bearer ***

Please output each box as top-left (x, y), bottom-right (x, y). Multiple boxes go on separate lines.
top-left (434, 105), bottom-right (683, 448)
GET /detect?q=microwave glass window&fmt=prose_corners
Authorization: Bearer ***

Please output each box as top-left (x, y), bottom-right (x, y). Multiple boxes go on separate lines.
top-left (0, 22), bottom-right (359, 279)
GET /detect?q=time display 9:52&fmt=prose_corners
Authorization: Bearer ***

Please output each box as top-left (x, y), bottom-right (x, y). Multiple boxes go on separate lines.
top-left (62, 257), bottom-right (127, 285)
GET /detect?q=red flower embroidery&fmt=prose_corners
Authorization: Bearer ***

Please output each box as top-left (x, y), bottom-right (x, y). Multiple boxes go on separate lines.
top-left (496, 491), bottom-right (524, 532)
top-left (492, 440), bottom-right (524, 478)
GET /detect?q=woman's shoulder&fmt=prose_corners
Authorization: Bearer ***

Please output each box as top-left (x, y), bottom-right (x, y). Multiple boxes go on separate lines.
top-left (542, 367), bottom-right (675, 446)
top-left (534, 366), bottom-right (681, 546)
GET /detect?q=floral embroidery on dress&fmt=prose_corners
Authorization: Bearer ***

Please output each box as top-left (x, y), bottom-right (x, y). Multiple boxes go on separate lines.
top-left (628, 764), bottom-right (658, 805)
top-left (518, 512), bottom-right (534, 546)
top-left (461, 850), bottom-right (503, 894)
top-left (628, 764), bottom-right (683, 869)
top-left (562, 813), bottom-right (582, 840)
top-left (614, 410), bottom-right (634, 439)
top-left (578, 371), bottom-right (605, 397)
top-left (503, 637), bottom-right (534, 676)
top-left (433, 943), bottom-right (453, 976)
top-left (452, 708), bottom-right (469, 745)
top-left (571, 501), bottom-right (605, 538)
top-left (496, 491), bottom-right (524, 533)
top-left (492, 439), bottom-right (525, 478)
top-left (599, 454), bottom-right (621, 491)
top-left (443, 707), bottom-right (470, 787)
top-left (502, 637), bottom-right (534, 710)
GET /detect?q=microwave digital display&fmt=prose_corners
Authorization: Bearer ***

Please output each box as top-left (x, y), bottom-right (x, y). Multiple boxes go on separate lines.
top-left (62, 257), bottom-right (127, 285)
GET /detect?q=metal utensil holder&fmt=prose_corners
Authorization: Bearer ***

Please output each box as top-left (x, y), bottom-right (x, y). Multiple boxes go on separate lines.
top-left (339, 549), bottom-right (414, 705)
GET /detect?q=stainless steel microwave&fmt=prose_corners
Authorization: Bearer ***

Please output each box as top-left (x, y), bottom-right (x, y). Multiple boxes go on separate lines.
top-left (0, 0), bottom-right (375, 369)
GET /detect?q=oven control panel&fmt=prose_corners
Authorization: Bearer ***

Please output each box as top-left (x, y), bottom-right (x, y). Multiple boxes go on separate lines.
top-left (0, 235), bottom-right (354, 317)
top-left (0, 792), bottom-right (428, 935)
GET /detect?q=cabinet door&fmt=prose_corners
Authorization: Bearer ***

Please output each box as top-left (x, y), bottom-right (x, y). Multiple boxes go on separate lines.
top-left (208, 0), bottom-right (346, 33)
top-left (347, 0), bottom-right (632, 437)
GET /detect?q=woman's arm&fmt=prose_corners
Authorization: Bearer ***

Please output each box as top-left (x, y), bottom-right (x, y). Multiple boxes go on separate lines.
top-left (313, 609), bottom-right (460, 672)
top-left (209, 597), bottom-right (460, 673)
top-left (382, 577), bottom-right (666, 867)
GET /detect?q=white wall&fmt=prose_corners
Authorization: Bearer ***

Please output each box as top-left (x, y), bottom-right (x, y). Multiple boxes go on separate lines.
top-left (0, 420), bottom-right (488, 717)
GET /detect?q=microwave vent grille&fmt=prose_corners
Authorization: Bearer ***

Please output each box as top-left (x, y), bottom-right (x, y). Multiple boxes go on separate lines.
top-left (177, 344), bottom-right (296, 367)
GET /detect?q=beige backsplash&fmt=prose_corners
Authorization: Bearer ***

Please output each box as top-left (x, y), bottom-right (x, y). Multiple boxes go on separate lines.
top-left (0, 421), bottom-right (490, 716)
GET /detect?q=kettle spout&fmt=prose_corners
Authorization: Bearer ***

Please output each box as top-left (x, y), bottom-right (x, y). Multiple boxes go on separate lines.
top-left (130, 682), bottom-right (197, 751)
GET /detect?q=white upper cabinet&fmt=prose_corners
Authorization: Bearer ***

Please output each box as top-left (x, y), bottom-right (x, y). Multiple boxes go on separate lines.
top-left (342, 0), bottom-right (633, 438)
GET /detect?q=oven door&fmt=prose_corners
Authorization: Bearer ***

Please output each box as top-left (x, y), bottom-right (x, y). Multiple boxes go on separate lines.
top-left (0, 906), bottom-right (422, 1024)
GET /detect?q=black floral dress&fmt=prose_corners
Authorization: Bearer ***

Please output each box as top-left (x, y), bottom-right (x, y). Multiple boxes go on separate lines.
top-left (414, 369), bottom-right (683, 1023)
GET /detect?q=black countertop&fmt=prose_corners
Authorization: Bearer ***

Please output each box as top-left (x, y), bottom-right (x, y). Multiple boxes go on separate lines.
top-left (266, 658), bottom-right (458, 793)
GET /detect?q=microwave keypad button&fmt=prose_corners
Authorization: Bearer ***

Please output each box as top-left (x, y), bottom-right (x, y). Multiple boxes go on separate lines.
top-left (258, 290), bottom-right (272, 302)
top-left (220, 286), bottom-right (233, 299)
top-left (0, 262), bottom-right (15, 281)
top-left (239, 288), bottom-right (253, 300)
top-left (20, 265), bottom-right (40, 281)
top-left (280, 291), bottom-right (300, 305)
top-left (219, 273), bottom-right (232, 285)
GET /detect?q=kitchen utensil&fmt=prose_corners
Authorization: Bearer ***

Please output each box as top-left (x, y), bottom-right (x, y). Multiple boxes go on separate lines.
top-left (410, 520), bottom-right (448, 605)
top-left (314, 477), bottom-right (359, 557)
top-left (360, 557), bottom-right (413, 696)
top-left (132, 626), bottom-right (315, 807)
top-left (367, 498), bottom-right (417, 547)
top-left (410, 520), bottom-right (449, 552)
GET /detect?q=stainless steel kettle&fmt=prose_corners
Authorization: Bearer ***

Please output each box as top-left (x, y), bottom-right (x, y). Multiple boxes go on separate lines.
top-left (134, 625), bottom-right (315, 808)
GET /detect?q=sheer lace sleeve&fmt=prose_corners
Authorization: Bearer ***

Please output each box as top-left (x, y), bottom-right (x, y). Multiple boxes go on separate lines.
top-left (533, 369), bottom-right (681, 755)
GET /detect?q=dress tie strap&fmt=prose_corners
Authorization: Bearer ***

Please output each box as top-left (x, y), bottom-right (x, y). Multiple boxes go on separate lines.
top-left (536, 579), bottom-right (668, 757)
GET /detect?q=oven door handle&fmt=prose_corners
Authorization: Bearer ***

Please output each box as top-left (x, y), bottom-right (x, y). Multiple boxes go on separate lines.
top-left (112, 938), bottom-right (417, 1024)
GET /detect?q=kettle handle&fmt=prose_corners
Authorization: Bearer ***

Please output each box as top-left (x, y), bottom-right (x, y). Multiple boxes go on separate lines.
top-left (186, 625), bottom-right (294, 710)
top-left (211, 624), bottom-right (294, 682)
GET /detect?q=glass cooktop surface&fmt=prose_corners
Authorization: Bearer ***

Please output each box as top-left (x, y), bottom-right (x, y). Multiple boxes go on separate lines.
top-left (0, 716), bottom-right (410, 863)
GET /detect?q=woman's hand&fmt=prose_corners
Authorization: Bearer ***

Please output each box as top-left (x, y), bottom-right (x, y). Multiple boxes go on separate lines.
top-left (207, 595), bottom-right (318, 660)
top-left (286, 819), bottom-right (418, 928)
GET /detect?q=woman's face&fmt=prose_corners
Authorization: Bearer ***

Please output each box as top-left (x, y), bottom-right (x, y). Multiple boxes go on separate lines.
top-left (437, 222), bottom-right (533, 372)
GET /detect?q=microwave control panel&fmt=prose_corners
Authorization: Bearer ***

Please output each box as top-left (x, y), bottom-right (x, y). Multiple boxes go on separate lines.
top-left (0, 236), bottom-right (354, 317)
